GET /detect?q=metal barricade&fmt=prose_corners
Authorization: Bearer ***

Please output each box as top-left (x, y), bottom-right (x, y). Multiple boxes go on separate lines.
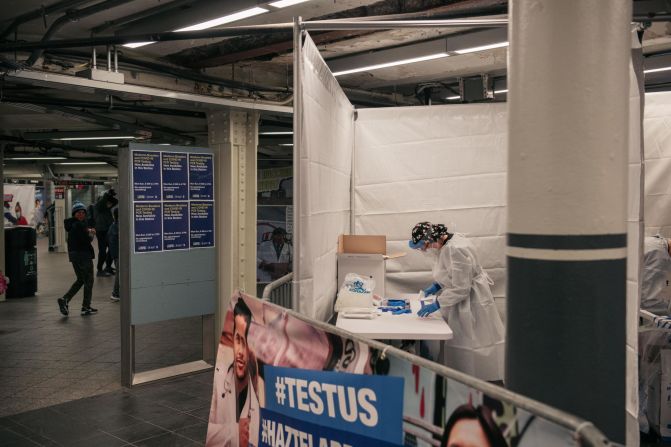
top-left (262, 272), bottom-right (293, 308)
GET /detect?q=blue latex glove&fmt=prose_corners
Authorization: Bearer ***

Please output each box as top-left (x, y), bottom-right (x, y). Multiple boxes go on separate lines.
top-left (417, 300), bottom-right (440, 317)
top-left (423, 282), bottom-right (442, 296)
top-left (392, 308), bottom-right (411, 315)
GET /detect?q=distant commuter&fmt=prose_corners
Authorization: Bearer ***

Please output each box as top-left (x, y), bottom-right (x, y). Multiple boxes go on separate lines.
top-left (58, 202), bottom-right (97, 316)
top-left (94, 189), bottom-right (118, 276)
top-left (108, 207), bottom-right (120, 302)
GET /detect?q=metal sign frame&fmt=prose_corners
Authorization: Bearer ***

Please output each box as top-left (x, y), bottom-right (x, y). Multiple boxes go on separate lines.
top-left (119, 144), bottom-right (216, 387)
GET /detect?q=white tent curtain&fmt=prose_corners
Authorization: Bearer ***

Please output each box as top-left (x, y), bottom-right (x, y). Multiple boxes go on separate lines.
top-left (644, 92), bottom-right (671, 237)
top-left (352, 104), bottom-right (508, 318)
top-left (295, 33), bottom-right (355, 321)
top-left (627, 31), bottom-right (644, 447)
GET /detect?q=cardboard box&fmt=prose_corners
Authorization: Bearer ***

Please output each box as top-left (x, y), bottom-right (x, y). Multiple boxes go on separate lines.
top-left (337, 235), bottom-right (404, 297)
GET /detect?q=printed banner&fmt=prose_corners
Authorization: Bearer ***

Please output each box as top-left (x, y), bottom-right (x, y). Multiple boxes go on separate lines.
top-left (264, 366), bottom-right (403, 444)
top-left (259, 409), bottom-right (400, 447)
top-left (206, 292), bottom-right (589, 447)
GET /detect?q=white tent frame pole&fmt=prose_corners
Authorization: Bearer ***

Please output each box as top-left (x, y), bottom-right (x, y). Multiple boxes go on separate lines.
top-left (291, 16), bottom-right (303, 313)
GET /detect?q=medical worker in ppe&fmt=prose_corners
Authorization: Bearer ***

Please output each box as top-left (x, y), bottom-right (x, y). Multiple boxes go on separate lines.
top-left (409, 222), bottom-right (505, 381)
top-left (641, 235), bottom-right (671, 315)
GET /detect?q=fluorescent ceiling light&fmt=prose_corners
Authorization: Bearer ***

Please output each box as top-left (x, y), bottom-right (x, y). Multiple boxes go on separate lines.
top-left (157, 143), bottom-right (171, 146)
top-left (175, 7), bottom-right (268, 32)
top-left (269, 0), bottom-right (311, 7)
top-left (494, 89), bottom-right (508, 94)
top-left (57, 162), bottom-right (108, 165)
top-left (446, 95), bottom-right (460, 100)
top-left (644, 66), bottom-right (671, 74)
top-left (279, 143), bottom-right (294, 146)
top-left (454, 41), bottom-right (509, 55)
top-left (124, 6), bottom-right (269, 48)
top-left (97, 144), bottom-right (119, 148)
top-left (333, 53), bottom-right (449, 76)
top-left (53, 136), bottom-right (136, 141)
top-left (6, 156), bottom-right (67, 160)
top-left (123, 41), bottom-right (154, 49)
top-left (260, 131), bottom-right (293, 135)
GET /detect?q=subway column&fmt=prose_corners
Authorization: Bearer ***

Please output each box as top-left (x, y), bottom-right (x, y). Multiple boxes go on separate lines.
top-left (506, 1), bottom-right (631, 443)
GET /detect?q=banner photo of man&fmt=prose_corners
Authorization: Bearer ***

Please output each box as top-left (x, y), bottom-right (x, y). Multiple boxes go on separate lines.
top-left (207, 292), bottom-right (589, 447)
top-left (207, 292), bottom-right (376, 447)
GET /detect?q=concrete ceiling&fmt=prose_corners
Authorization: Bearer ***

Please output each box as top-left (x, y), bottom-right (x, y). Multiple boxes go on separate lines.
top-left (1, 0), bottom-right (671, 178)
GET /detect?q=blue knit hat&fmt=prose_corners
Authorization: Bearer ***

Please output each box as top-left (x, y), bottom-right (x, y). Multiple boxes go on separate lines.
top-left (71, 201), bottom-right (87, 216)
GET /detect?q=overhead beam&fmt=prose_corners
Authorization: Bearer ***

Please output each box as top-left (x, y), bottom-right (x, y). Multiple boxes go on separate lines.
top-left (4, 70), bottom-right (293, 115)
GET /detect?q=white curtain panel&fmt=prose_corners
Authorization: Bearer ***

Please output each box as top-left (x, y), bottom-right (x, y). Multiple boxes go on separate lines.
top-left (644, 92), bottom-right (671, 237)
top-left (352, 103), bottom-right (508, 319)
top-left (296, 33), bottom-right (355, 321)
top-left (627, 31), bottom-right (644, 447)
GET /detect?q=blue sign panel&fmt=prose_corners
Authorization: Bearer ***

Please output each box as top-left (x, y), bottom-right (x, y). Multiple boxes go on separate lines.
top-left (162, 202), bottom-right (189, 250)
top-left (190, 201), bottom-right (214, 248)
top-left (263, 366), bottom-right (404, 445)
top-left (134, 202), bottom-right (162, 252)
top-left (133, 151), bottom-right (161, 201)
top-left (189, 153), bottom-right (214, 200)
top-left (161, 152), bottom-right (188, 200)
top-left (259, 409), bottom-right (401, 447)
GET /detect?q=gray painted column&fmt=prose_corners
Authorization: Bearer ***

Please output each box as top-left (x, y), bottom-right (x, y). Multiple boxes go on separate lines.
top-left (507, 1), bottom-right (631, 443)
top-left (208, 110), bottom-right (258, 340)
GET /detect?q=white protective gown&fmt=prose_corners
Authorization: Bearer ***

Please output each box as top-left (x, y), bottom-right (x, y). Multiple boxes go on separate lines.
top-left (257, 241), bottom-right (292, 283)
top-left (433, 234), bottom-right (505, 381)
top-left (641, 236), bottom-right (671, 315)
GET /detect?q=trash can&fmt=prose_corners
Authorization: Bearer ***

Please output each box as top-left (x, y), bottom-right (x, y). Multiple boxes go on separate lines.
top-left (5, 226), bottom-right (37, 298)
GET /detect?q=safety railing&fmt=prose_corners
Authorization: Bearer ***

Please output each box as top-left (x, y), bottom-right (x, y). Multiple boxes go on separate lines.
top-left (261, 272), bottom-right (293, 308)
top-left (640, 309), bottom-right (671, 330)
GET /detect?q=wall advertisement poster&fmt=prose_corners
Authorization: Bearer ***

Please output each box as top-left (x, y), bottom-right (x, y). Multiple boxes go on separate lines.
top-left (131, 150), bottom-right (215, 253)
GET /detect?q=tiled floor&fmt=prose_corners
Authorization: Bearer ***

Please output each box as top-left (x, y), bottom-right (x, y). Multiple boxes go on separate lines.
top-left (0, 371), bottom-right (212, 446)
top-left (0, 237), bottom-right (204, 417)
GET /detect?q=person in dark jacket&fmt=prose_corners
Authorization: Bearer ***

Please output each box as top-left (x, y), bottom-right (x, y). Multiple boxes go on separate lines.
top-left (108, 207), bottom-right (120, 302)
top-left (94, 189), bottom-right (118, 276)
top-left (58, 201), bottom-right (97, 316)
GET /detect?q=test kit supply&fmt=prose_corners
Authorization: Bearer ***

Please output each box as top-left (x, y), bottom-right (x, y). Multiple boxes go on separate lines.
top-left (340, 308), bottom-right (380, 319)
top-left (334, 273), bottom-right (375, 312)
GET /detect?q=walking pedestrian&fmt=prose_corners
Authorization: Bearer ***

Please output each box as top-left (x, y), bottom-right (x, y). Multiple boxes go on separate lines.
top-left (57, 201), bottom-right (98, 316)
top-left (94, 189), bottom-right (118, 276)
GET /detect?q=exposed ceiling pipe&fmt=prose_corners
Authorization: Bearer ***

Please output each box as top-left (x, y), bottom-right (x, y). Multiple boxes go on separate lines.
top-left (45, 49), bottom-right (292, 93)
top-left (0, 0), bottom-right (94, 40)
top-left (25, 0), bottom-right (137, 66)
top-left (0, 135), bottom-right (117, 157)
top-left (0, 94), bottom-right (207, 118)
top-left (91, 0), bottom-right (198, 34)
top-left (0, 18), bottom-right (505, 52)
top-left (5, 101), bottom-right (195, 144)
